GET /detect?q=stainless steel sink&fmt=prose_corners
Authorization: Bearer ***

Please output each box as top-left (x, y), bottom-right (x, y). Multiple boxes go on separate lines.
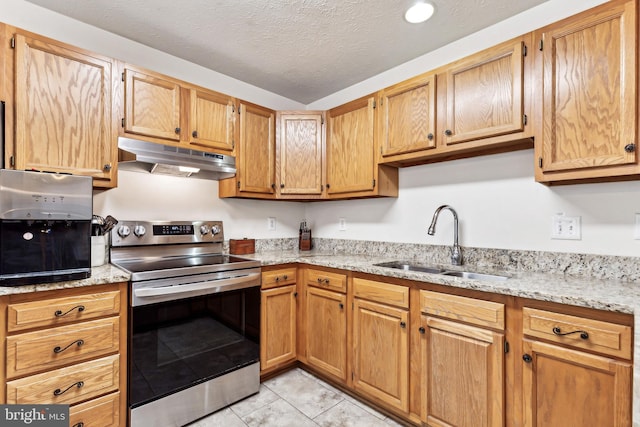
top-left (440, 270), bottom-right (509, 281)
top-left (373, 261), bottom-right (446, 275)
top-left (373, 261), bottom-right (509, 281)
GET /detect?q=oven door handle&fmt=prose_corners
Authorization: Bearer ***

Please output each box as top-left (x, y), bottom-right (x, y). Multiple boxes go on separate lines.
top-left (134, 272), bottom-right (260, 298)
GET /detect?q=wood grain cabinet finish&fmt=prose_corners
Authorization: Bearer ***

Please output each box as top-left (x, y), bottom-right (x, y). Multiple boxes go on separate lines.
top-left (220, 101), bottom-right (276, 197)
top-left (419, 290), bottom-right (505, 427)
top-left (326, 96), bottom-right (398, 199)
top-left (261, 284), bottom-right (297, 373)
top-left (534, 0), bottom-right (639, 183)
top-left (1, 284), bottom-right (127, 426)
top-left (189, 88), bottom-right (235, 152)
top-left (352, 279), bottom-right (409, 413)
top-left (12, 32), bottom-right (117, 187)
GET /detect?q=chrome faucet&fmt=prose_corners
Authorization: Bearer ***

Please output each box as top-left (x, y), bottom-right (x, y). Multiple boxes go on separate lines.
top-left (427, 205), bottom-right (463, 266)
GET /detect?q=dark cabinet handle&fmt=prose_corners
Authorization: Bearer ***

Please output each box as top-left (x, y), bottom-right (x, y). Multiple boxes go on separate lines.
top-left (293, 292), bottom-right (298, 297)
top-left (54, 305), bottom-right (85, 317)
top-left (400, 321), bottom-right (407, 329)
top-left (444, 129), bottom-right (453, 136)
top-left (53, 381), bottom-right (84, 396)
top-left (522, 354), bottom-right (532, 363)
top-left (339, 303), bottom-right (344, 309)
top-left (53, 339), bottom-right (84, 354)
top-left (552, 326), bottom-right (589, 340)
top-left (418, 326), bottom-right (426, 334)
top-left (280, 183), bottom-right (285, 189)
top-left (427, 133), bottom-right (434, 141)
top-left (175, 127), bottom-right (181, 134)
top-left (271, 183), bottom-right (276, 190)
top-left (72, 423), bottom-right (85, 427)
top-left (283, 275), bottom-right (288, 280)
top-left (624, 143), bottom-right (636, 153)
top-left (317, 278), bottom-right (330, 285)
top-left (103, 163), bottom-right (112, 171)
top-left (192, 130), bottom-right (198, 138)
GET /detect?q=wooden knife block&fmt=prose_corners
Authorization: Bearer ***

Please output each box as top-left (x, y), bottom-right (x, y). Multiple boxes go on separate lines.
top-left (299, 230), bottom-right (312, 251)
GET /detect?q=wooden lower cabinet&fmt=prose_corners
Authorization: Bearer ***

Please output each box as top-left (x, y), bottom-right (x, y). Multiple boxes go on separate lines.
top-left (305, 285), bottom-right (348, 382)
top-left (522, 340), bottom-right (631, 427)
top-left (260, 284), bottom-right (297, 373)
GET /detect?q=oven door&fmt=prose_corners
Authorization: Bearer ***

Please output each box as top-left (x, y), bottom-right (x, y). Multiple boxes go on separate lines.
top-left (129, 269), bottom-right (260, 426)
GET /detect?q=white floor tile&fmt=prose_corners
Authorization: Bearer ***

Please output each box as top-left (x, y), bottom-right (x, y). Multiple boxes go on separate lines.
top-left (314, 400), bottom-right (390, 427)
top-left (230, 384), bottom-right (280, 418)
top-left (242, 398), bottom-right (319, 427)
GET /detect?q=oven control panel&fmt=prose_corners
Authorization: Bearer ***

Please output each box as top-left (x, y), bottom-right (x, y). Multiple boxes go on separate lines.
top-left (111, 220), bottom-right (223, 247)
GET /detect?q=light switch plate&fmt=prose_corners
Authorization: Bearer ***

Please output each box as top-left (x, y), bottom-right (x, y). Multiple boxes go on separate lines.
top-left (551, 214), bottom-right (581, 240)
top-left (338, 218), bottom-right (347, 231)
top-left (267, 217), bottom-right (276, 231)
top-left (634, 213), bottom-right (640, 240)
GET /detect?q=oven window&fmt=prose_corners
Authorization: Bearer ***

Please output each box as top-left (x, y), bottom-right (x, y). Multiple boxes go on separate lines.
top-left (130, 286), bottom-right (260, 408)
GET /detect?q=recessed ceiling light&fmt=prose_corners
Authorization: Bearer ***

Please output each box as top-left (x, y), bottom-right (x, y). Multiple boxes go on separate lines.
top-left (405, 2), bottom-right (435, 24)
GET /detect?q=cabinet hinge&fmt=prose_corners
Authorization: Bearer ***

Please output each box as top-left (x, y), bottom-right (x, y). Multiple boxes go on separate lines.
top-left (321, 116), bottom-right (324, 125)
top-left (9, 156), bottom-right (15, 167)
top-left (372, 100), bottom-right (376, 109)
top-left (352, 302), bottom-right (354, 309)
top-left (523, 114), bottom-right (528, 126)
top-left (10, 37), bottom-right (15, 49)
top-left (121, 72), bottom-right (125, 82)
top-left (538, 39), bottom-right (543, 51)
top-left (237, 181), bottom-right (241, 189)
top-left (523, 44), bottom-right (527, 57)
top-left (372, 179), bottom-right (376, 188)
top-left (121, 118), bottom-right (125, 128)
top-left (351, 372), bottom-right (354, 381)
top-left (538, 157), bottom-right (543, 168)
top-left (504, 341), bottom-right (510, 354)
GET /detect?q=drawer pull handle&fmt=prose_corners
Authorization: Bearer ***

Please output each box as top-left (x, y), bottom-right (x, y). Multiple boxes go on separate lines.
top-left (72, 423), bottom-right (85, 427)
top-left (54, 305), bottom-right (85, 317)
top-left (317, 278), bottom-right (330, 284)
top-left (552, 326), bottom-right (589, 340)
top-left (53, 339), bottom-right (85, 354)
top-left (53, 380), bottom-right (84, 396)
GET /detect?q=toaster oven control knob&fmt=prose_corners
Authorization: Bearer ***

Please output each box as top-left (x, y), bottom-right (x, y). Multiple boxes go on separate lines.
top-left (134, 225), bottom-right (147, 237)
top-left (117, 225), bottom-right (131, 238)
top-left (200, 224), bottom-right (210, 235)
top-left (211, 225), bottom-right (221, 235)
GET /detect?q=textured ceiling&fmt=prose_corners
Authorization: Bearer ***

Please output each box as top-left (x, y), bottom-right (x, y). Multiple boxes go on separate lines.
top-left (24, 0), bottom-right (549, 104)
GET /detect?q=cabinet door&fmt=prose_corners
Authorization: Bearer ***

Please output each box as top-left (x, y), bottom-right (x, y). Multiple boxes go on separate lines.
top-left (123, 68), bottom-right (181, 141)
top-left (421, 315), bottom-right (504, 427)
top-left (261, 285), bottom-right (296, 372)
top-left (278, 112), bottom-right (323, 195)
top-left (326, 96), bottom-right (376, 195)
top-left (237, 102), bottom-right (275, 194)
top-left (353, 298), bottom-right (408, 412)
top-left (305, 286), bottom-right (347, 382)
top-left (379, 72), bottom-right (436, 157)
top-left (522, 340), bottom-right (631, 427)
top-left (189, 88), bottom-right (235, 152)
top-left (537, 0), bottom-right (637, 177)
top-left (14, 33), bottom-right (116, 186)
top-left (443, 39), bottom-right (526, 146)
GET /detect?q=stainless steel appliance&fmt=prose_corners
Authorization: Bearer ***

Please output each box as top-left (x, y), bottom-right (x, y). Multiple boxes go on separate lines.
top-left (110, 220), bottom-right (261, 427)
top-left (0, 169), bottom-right (93, 286)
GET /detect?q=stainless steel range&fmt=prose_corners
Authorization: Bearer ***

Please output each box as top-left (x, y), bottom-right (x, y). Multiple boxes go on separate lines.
top-left (110, 220), bottom-right (261, 427)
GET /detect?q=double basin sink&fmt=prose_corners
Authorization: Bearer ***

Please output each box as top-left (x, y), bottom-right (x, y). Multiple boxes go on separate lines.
top-left (374, 261), bottom-right (509, 282)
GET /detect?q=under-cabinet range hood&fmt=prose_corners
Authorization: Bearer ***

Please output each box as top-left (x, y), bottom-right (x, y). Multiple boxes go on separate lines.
top-left (117, 137), bottom-right (236, 180)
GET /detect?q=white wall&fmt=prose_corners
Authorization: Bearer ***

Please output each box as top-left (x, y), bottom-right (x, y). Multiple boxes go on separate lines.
top-left (5, 0), bottom-right (640, 257)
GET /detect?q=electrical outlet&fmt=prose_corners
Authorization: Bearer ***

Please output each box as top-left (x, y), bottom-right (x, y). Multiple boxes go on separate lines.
top-left (635, 213), bottom-right (640, 240)
top-left (551, 213), bottom-right (581, 240)
top-left (267, 217), bottom-right (276, 231)
top-left (338, 218), bottom-right (347, 231)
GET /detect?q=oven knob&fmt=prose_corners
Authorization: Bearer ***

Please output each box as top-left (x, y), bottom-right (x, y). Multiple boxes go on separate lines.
top-left (134, 225), bottom-right (147, 237)
top-left (200, 224), bottom-right (210, 235)
top-left (117, 225), bottom-right (131, 238)
top-left (211, 225), bottom-right (221, 235)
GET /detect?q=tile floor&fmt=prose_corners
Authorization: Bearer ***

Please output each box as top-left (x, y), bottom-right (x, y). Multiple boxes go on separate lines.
top-left (187, 368), bottom-right (407, 427)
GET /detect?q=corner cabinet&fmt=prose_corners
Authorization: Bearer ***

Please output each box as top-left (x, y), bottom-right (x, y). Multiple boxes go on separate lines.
top-left (219, 101), bottom-right (276, 198)
top-left (534, 0), bottom-right (639, 184)
top-left (12, 31), bottom-right (117, 187)
top-left (326, 96), bottom-right (398, 198)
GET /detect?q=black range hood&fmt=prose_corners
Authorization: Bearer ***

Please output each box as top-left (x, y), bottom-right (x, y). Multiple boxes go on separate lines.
top-left (117, 137), bottom-right (236, 180)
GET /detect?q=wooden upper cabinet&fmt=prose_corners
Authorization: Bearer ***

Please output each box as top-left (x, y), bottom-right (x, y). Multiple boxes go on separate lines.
top-left (443, 38), bottom-right (527, 146)
top-left (189, 88), bottom-right (235, 152)
top-left (237, 102), bottom-right (275, 194)
top-left (123, 68), bottom-right (181, 141)
top-left (13, 32), bottom-right (117, 187)
top-left (379, 72), bottom-right (437, 157)
top-left (277, 111), bottom-right (324, 196)
top-left (534, 0), bottom-right (639, 183)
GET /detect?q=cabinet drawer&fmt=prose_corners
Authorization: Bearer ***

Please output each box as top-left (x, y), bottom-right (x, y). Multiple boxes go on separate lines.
top-left (6, 354), bottom-right (119, 405)
top-left (262, 268), bottom-right (297, 289)
top-left (70, 391), bottom-right (120, 427)
top-left (8, 291), bottom-right (120, 332)
top-left (306, 269), bottom-right (347, 293)
top-left (522, 307), bottom-right (632, 359)
top-left (353, 278), bottom-right (409, 309)
top-left (6, 317), bottom-right (120, 379)
top-left (420, 290), bottom-right (505, 330)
